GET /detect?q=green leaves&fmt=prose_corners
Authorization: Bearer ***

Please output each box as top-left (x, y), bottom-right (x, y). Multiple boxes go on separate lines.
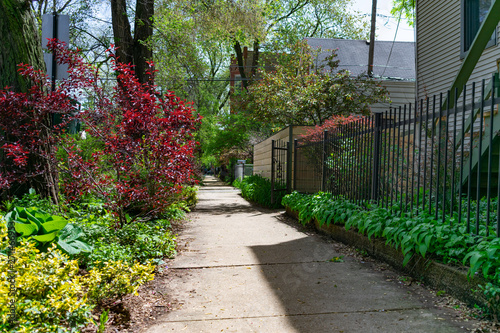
top-left (282, 192), bottom-right (498, 274)
top-left (13, 219), bottom-right (38, 237)
top-left (247, 41), bottom-right (389, 127)
top-left (391, 0), bottom-right (415, 27)
top-left (58, 224), bottom-right (92, 255)
top-left (236, 175), bottom-right (285, 209)
top-left (40, 215), bottom-right (67, 233)
top-left (6, 206), bottom-right (91, 256)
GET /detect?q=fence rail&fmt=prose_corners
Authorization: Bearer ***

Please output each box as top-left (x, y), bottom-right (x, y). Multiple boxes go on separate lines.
top-left (293, 75), bottom-right (500, 237)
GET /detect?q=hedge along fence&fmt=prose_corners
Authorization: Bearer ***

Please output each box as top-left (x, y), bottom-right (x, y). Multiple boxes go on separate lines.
top-left (233, 175), bottom-right (285, 209)
top-left (282, 191), bottom-right (500, 320)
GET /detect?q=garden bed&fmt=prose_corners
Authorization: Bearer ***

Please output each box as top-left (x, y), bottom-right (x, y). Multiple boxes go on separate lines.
top-left (285, 206), bottom-right (488, 309)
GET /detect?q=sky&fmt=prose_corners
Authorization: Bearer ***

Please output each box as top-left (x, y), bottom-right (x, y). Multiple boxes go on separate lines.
top-left (351, 0), bottom-right (415, 42)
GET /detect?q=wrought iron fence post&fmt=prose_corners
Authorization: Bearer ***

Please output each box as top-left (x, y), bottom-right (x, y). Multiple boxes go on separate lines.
top-left (322, 130), bottom-right (328, 192)
top-left (271, 139), bottom-right (275, 205)
top-left (293, 139), bottom-right (298, 192)
top-left (287, 140), bottom-right (292, 194)
top-left (371, 113), bottom-right (383, 202)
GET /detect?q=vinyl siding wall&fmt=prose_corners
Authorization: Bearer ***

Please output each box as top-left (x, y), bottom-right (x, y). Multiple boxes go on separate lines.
top-left (416, 0), bottom-right (500, 100)
top-left (370, 80), bottom-right (416, 114)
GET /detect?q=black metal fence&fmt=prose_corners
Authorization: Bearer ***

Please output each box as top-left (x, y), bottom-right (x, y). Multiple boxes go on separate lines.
top-left (271, 139), bottom-right (291, 204)
top-left (294, 75), bottom-right (500, 237)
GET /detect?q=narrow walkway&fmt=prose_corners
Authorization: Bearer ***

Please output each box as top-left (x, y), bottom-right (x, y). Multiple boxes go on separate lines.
top-left (146, 176), bottom-right (476, 332)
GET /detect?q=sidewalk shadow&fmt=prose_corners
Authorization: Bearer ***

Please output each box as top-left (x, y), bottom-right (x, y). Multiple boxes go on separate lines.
top-left (248, 213), bottom-right (420, 332)
top-left (194, 198), bottom-right (283, 217)
top-left (249, 235), bottom-right (344, 332)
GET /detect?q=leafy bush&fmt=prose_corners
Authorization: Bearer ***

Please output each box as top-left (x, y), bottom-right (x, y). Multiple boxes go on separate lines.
top-left (58, 47), bottom-right (201, 226)
top-left (232, 178), bottom-right (242, 189)
top-left (1, 39), bottom-right (200, 224)
top-left (0, 215), bottom-right (156, 332)
top-left (1, 189), bottom-right (56, 215)
top-left (282, 191), bottom-right (358, 225)
top-left (84, 260), bottom-right (154, 304)
top-left (234, 175), bottom-right (285, 209)
top-left (0, 237), bottom-right (93, 332)
top-left (72, 212), bottom-right (177, 268)
top-left (6, 206), bottom-right (91, 256)
top-left (179, 186), bottom-right (198, 209)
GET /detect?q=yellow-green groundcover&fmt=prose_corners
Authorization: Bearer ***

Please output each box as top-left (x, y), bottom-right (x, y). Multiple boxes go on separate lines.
top-left (0, 217), bottom-right (154, 332)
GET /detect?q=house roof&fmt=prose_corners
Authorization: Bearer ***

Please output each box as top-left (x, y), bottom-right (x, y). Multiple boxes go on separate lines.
top-left (305, 38), bottom-right (415, 81)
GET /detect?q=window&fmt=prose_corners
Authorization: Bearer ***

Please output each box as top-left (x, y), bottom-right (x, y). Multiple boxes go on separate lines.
top-left (462, 0), bottom-right (496, 55)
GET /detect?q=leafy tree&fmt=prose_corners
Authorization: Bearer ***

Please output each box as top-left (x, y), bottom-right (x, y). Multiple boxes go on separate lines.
top-left (1, 40), bottom-right (201, 225)
top-left (391, 0), bottom-right (415, 27)
top-left (160, 0), bottom-right (369, 92)
top-left (247, 41), bottom-right (388, 126)
top-left (57, 46), bottom-right (201, 227)
top-left (264, 0), bottom-right (369, 51)
top-left (199, 112), bottom-right (273, 166)
top-left (152, 0), bottom-right (371, 167)
top-left (153, 3), bottom-right (231, 114)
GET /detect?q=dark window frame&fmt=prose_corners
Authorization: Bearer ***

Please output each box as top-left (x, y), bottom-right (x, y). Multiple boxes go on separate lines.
top-left (461, 0), bottom-right (497, 58)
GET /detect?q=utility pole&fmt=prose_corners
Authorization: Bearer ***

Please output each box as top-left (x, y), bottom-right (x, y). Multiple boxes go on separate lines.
top-left (368, 0), bottom-right (377, 77)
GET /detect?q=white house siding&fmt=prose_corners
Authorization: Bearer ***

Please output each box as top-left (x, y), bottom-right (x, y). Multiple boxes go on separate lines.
top-left (416, 0), bottom-right (500, 101)
top-left (370, 80), bottom-right (416, 114)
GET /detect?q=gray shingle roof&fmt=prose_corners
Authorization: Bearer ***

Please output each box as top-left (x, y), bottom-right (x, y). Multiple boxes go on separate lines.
top-left (305, 38), bottom-right (415, 81)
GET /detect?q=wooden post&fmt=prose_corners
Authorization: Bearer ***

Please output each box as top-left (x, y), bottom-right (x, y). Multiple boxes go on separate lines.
top-left (368, 0), bottom-right (377, 77)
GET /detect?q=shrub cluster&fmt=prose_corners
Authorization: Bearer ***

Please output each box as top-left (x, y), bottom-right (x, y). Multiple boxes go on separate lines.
top-left (233, 175), bottom-right (285, 209)
top-left (0, 234), bottom-right (154, 332)
top-left (0, 188), bottom-right (193, 332)
top-left (0, 40), bottom-right (200, 332)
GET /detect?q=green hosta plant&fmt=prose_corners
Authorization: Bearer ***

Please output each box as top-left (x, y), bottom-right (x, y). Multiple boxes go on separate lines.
top-left (6, 206), bottom-right (91, 255)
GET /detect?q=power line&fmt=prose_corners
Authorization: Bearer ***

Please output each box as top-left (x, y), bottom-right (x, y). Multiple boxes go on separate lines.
top-left (185, 78), bottom-right (258, 82)
top-left (381, 1), bottom-right (404, 78)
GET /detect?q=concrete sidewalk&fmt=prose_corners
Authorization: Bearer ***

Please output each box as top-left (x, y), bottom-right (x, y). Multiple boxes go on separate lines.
top-left (145, 176), bottom-right (477, 332)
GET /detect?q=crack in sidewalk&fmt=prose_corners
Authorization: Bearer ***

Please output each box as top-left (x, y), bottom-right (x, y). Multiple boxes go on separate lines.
top-left (170, 260), bottom-right (331, 270)
top-left (155, 306), bottom-right (425, 323)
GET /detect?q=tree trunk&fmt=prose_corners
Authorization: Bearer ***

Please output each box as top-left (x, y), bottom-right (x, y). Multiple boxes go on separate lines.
top-left (0, 0), bottom-right (45, 91)
top-left (250, 40), bottom-right (260, 78)
top-left (133, 0), bottom-right (154, 84)
top-left (110, 0), bottom-right (154, 84)
top-left (234, 41), bottom-right (249, 90)
top-left (110, 0), bottom-right (134, 65)
top-left (0, 0), bottom-right (55, 201)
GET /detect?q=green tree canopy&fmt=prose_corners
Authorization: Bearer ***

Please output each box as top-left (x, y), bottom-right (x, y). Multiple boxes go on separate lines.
top-left (152, 0), bottom-right (373, 165)
top-left (391, 0), bottom-right (415, 27)
top-left (247, 41), bottom-right (389, 126)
